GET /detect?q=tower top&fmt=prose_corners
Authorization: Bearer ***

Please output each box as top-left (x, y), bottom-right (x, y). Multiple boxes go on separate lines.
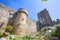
top-left (37, 8), bottom-right (48, 15)
top-left (18, 8), bottom-right (28, 15)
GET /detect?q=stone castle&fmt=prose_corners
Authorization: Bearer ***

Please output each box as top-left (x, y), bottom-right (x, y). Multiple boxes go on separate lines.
top-left (0, 4), bottom-right (53, 36)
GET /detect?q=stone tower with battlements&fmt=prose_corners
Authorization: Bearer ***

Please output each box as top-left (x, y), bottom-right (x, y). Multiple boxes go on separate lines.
top-left (38, 9), bottom-right (53, 26)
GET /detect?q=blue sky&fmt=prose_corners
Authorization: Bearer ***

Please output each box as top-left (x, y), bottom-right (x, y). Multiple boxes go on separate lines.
top-left (0, 0), bottom-right (60, 21)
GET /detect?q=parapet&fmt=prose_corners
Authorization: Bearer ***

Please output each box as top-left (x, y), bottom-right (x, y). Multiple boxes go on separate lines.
top-left (18, 8), bottom-right (28, 15)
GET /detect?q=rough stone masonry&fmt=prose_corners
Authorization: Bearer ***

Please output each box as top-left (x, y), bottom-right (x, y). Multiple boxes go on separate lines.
top-left (0, 3), bottom-right (53, 36)
top-left (0, 4), bottom-right (37, 36)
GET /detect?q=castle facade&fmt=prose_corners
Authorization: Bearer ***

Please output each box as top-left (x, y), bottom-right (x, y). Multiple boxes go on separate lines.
top-left (0, 4), bottom-right (53, 36)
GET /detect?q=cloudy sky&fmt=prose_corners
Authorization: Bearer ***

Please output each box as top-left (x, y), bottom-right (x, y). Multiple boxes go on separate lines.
top-left (0, 0), bottom-right (60, 21)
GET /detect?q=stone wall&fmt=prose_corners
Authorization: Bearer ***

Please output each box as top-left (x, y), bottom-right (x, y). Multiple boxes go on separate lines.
top-left (0, 3), bottom-right (16, 33)
top-left (26, 17), bottom-right (37, 35)
top-left (0, 4), bottom-right (40, 35)
top-left (38, 9), bottom-right (53, 26)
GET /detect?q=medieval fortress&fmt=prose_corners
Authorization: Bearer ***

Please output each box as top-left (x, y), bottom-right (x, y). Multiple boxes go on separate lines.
top-left (0, 4), bottom-right (53, 36)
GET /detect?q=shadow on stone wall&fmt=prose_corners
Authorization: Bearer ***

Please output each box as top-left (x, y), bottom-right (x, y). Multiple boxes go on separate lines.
top-left (36, 22), bottom-right (40, 32)
top-left (7, 12), bottom-right (17, 26)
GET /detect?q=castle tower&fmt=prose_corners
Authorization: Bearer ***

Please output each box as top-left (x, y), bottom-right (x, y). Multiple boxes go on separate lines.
top-left (13, 8), bottom-right (28, 36)
top-left (38, 9), bottom-right (53, 26)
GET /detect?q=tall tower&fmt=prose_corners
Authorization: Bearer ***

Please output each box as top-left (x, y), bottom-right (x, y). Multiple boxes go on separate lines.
top-left (13, 8), bottom-right (28, 36)
top-left (38, 9), bottom-right (53, 26)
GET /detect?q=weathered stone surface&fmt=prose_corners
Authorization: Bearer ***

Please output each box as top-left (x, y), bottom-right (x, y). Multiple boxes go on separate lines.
top-left (26, 17), bottom-right (37, 35)
top-left (13, 8), bottom-right (28, 36)
top-left (38, 9), bottom-right (53, 26)
top-left (0, 4), bottom-right (40, 36)
top-left (3, 32), bottom-right (9, 37)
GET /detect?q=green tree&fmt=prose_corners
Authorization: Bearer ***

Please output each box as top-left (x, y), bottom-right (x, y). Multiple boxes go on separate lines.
top-left (52, 25), bottom-right (60, 38)
top-left (41, 0), bottom-right (47, 2)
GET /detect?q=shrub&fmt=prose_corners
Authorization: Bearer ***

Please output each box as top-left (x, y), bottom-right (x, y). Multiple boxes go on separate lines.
top-left (6, 25), bottom-right (13, 31)
top-left (41, 27), bottom-right (48, 32)
top-left (6, 25), bottom-right (13, 34)
top-left (52, 25), bottom-right (60, 38)
top-left (0, 31), bottom-right (3, 37)
top-left (6, 35), bottom-right (35, 40)
top-left (6, 35), bottom-right (18, 40)
top-left (22, 36), bottom-right (35, 40)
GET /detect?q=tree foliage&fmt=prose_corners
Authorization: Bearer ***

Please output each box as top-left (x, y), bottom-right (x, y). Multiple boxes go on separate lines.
top-left (6, 25), bottom-right (13, 34)
top-left (52, 25), bottom-right (60, 38)
top-left (6, 25), bottom-right (13, 31)
top-left (41, 0), bottom-right (47, 2)
top-left (41, 27), bottom-right (49, 32)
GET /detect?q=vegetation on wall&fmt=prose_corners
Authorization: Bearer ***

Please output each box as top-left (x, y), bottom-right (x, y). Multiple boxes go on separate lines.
top-left (0, 24), bottom-right (60, 40)
top-left (6, 25), bottom-right (13, 34)
top-left (0, 31), bottom-right (3, 37)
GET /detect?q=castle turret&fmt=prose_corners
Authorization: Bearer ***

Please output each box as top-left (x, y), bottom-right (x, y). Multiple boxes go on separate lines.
top-left (37, 9), bottom-right (53, 27)
top-left (13, 8), bottom-right (28, 36)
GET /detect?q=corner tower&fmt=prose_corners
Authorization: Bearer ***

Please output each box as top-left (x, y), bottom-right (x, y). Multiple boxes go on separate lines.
top-left (13, 8), bottom-right (28, 36)
top-left (38, 9), bottom-right (53, 26)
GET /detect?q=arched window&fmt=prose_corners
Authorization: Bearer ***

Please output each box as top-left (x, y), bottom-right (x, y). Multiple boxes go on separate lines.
top-left (9, 13), bottom-right (13, 18)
